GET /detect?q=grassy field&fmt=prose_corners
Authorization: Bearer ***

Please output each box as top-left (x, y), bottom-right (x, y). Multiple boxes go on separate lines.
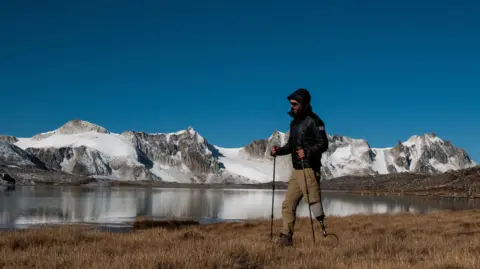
top-left (1, 210), bottom-right (479, 269)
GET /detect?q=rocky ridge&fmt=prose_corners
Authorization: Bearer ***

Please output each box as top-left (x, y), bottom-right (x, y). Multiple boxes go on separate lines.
top-left (0, 119), bottom-right (476, 184)
top-left (241, 130), bottom-right (476, 180)
top-left (0, 136), bottom-right (18, 144)
top-left (120, 128), bottom-right (222, 182)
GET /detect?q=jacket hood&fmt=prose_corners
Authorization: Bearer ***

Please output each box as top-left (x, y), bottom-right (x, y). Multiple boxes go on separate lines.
top-left (287, 88), bottom-right (311, 105)
top-left (287, 88), bottom-right (312, 118)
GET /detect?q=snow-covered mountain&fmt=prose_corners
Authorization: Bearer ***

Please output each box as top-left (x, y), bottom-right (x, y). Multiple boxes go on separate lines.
top-left (243, 131), bottom-right (476, 180)
top-left (2, 119), bottom-right (477, 184)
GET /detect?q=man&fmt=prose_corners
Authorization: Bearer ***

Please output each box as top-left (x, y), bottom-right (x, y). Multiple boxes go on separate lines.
top-left (271, 88), bottom-right (329, 246)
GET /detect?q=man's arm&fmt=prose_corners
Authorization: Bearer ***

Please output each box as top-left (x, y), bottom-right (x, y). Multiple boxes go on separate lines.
top-left (274, 140), bottom-right (291, 156)
top-left (304, 118), bottom-right (329, 157)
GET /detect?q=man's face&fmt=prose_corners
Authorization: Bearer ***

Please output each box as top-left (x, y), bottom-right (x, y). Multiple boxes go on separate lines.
top-left (289, 99), bottom-right (301, 114)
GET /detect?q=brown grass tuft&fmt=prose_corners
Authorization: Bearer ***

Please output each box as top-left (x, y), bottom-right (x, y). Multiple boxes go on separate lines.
top-left (0, 210), bottom-right (479, 268)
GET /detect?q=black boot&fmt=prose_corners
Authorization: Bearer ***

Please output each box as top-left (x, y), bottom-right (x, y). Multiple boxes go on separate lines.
top-left (277, 233), bottom-right (293, 246)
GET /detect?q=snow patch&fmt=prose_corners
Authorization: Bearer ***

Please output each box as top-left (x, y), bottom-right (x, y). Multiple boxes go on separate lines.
top-left (15, 132), bottom-right (137, 159)
top-left (371, 149), bottom-right (389, 174)
top-left (150, 162), bottom-right (196, 183)
top-left (214, 146), bottom-right (277, 183)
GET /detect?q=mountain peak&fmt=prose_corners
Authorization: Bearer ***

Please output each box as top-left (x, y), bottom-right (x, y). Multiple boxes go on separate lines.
top-left (57, 119), bottom-right (110, 135)
top-left (184, 126), bottom-right (207, 144)
top-left (403, 132), bottom-right (443, 148)
top-left (30, 119), bottom-right (109, 140)
top-left (185, 126), bottom-right (197, 135)
top-left (0, 135), bottom-right (18, 143)
top-left (268, 130), bottom-right (287, 141)
top-left (268, 130), bottom-right (282, 139)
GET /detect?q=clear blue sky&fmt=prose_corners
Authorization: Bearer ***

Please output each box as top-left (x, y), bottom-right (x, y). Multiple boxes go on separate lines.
top-left (1, 0), bottom-right (479, 161)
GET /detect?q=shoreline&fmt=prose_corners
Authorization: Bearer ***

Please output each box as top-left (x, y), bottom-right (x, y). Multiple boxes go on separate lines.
top-left (109, 181), bottom-right (480, 199)
top-left (6, 179), bottom-right (480, 199)
top-left (3, 165), bottom-right (479, 199)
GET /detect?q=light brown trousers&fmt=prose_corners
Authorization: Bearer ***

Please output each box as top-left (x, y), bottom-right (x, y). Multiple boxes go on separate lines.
top-left (281, 168), bottom-right (323, 236)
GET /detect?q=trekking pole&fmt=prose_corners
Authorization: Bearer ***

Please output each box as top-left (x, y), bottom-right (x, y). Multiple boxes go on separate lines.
top-left (298, 145), bottom-right (316, 244)
top-left (270, 155), bottom-right (276, 240)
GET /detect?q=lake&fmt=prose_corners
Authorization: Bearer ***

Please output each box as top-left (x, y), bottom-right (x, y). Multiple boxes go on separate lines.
top-left (1, 185), bottom-right (479, 229)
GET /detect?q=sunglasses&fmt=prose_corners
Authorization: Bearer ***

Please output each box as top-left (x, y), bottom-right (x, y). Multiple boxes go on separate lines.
top-left (290, 101), bottom-right (299, 107)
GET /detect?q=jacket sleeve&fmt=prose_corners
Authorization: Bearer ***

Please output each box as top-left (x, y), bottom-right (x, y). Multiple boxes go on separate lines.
top-left (275, 139), bottom-right (291, 156)
top-left (304, 118), bottom-right (329, 157)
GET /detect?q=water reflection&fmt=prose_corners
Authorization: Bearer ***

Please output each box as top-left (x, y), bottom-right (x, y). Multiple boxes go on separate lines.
top-left (1, 185), bottom-right (479, 229)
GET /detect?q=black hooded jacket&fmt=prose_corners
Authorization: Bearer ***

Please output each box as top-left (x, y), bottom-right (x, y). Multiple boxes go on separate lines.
top-left (274, 89), bottom-right (329, 172)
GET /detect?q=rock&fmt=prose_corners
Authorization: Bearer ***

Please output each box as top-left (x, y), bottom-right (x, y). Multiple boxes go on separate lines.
top-left (25, 146), bottom-right (160, 181)
top-left (0, 171), bottom-right (15, 185)
top-left (121, 128), bottom-right (222, 181)
top-left (243, 139), bottom-right (267, 158)
top-left (0, 135), bottom-right (18, 143)
top-left (25, 146), bottom-right (111, 176)
top-left (0, 141), bottom-right (48, 169)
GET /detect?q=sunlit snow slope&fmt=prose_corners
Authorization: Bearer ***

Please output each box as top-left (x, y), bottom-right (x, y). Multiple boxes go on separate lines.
top-left (16, 132), bottom-right (137, 159)
top-left (213, 146), bottom-right (277, 183)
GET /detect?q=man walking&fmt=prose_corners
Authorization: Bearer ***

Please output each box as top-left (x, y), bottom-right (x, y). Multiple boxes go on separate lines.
top-left (271, 88), bottom-right (329, 246)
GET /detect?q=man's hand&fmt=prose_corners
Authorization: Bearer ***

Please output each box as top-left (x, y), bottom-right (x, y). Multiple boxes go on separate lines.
top-left (271, 146), bottom-right (279, 157)
top-left (296, 148), bottom-right (304, 159)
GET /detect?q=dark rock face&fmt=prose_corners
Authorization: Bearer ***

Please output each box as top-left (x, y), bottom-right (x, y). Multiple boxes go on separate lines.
top-left (243, 140), bottom-right (267, 158)
top-left (121, 128), bottom-right (222, 180)
top-left (23, 147), bottom-right (67, 171)
top-left (243, 130), bottom-right (288, 160)
top-left (390, 142), bottom-right (411, 170)
top-left (24, 146), bottom-right (159, 181)
top-left (0, 171), bottom-right (15, 185)
top-left (179, 140), bottom-right (216, 174)
top-left (1, 165), bottom-right (93, 185)
top-left (387, 164), bottom-right (397, 173)
top-left (414, 158), bottom-right (437, 174)
top-left (421, 144), bottom-right (448, 164)
top-left (25, 146), bottom-right (112, 176)
top-left (0, 141), bottom-right (47, 170)
top-left (123, 131), bottom-right (175, 165)
top-left (456, 149), bottom-right (473, 167)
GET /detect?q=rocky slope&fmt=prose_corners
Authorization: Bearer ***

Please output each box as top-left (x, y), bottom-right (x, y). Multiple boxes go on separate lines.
top-left (1, 119), bottom-right (477, 184)
top-left (0, 140), bottom-right (91, 186)
top-left (0, 141), bottom-right (47, 169)
top-left (0, 136), bottom-right (18, 144)
top-left (242, 131), bottom-right (476, 180)
top-left (120, 128), bottom-right (223, 182)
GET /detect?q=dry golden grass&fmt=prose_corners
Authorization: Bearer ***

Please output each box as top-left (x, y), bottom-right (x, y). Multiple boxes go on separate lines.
top-left (1, 210), bottom-right (480, 269)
